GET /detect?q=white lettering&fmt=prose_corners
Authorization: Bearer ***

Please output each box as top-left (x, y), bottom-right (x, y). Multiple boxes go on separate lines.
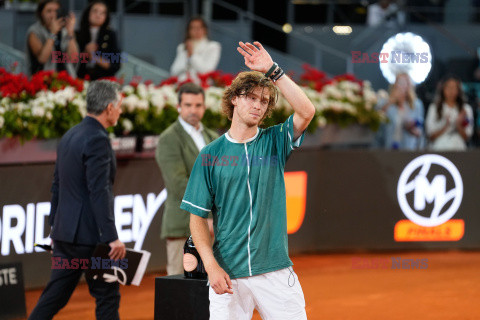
top-left (25, 203), bottom-right (35, 253)
top-left (0, 268), bottom-right (18, 286)
top-left (9, 268), bottom-right (17, 285)
top-left (35, 202), bottom-right (51, 252)
top-left (133, 191), bottom-right (166, 251)
top-left (132, 194), bottom-right (148, 241)
top-left (0, 192), bottom-right (166, 256)
top-left (1, 205), bottom-right (26, 255)
top-left (414, 175), bottom-right (446, 211)
top-left (115, 195), bottom-right (133, 243)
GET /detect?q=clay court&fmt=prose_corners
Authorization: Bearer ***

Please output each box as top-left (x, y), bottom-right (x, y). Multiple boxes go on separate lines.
top-left (24, 250), bottom-right (480, 319)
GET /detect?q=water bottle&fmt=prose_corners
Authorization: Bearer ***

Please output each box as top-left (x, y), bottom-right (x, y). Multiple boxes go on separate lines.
top-left (183, 236), bottom-right (207, 279)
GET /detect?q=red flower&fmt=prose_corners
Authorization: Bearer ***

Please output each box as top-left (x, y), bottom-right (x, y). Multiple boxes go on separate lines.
top-left (159, 76), bottom-right (178, 87)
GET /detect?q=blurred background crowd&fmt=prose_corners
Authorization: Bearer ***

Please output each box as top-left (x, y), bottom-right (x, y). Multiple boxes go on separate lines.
top-left (1, 0), bottom-right (480, 151)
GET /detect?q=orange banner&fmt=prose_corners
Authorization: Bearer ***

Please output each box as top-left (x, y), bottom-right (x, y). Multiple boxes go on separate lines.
top-left (285, 171), bottom-right (307, 234)
top-left (394, 219), bottom-right (464, 242)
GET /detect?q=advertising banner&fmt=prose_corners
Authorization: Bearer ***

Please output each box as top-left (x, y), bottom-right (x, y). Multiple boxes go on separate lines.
top-left (1, 151), bottom-right (479, 288)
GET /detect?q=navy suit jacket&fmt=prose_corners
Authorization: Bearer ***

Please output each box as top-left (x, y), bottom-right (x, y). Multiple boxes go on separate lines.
top-left (49, 116), bottom-right (118, 245)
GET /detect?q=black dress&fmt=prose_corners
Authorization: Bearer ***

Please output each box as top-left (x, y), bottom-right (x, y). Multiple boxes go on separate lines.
top-left (76, 27), bottom-right (122, 80)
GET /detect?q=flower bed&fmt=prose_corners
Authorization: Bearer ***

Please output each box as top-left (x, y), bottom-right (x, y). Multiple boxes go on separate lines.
top-left (0, 65), bottom-right (387, 142)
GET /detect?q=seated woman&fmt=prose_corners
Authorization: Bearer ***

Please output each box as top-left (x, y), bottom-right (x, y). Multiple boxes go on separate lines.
top-left (425, 75), bottom-right (474, 150)
top-left (170, 16), bottom-right (221, 83)
top-left (26, 0), bottom-right (78, 76)
top-left (76, 0), bottom-right (121, 80)
top-left (375, 73), bottom-right (424, 150)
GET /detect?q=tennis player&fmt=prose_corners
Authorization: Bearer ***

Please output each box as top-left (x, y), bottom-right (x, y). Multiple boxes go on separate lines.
top-left (180, 41), bottom-right (315, 319)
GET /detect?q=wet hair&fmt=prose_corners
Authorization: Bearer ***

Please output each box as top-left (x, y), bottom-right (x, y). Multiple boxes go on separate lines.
top-left (222, 71), bottom-right (278, 122)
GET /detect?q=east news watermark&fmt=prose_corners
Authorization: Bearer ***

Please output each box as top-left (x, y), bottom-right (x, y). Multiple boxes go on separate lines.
top-left (51, 257), bottom-right (128, 270)
top-left (201, 154), bottom-right (279, 167)
top-left (51, 51), bottom-right (128, 64)
top-left (352, 257), bottom-right (429, 269)
top-left (351, 51), bottom-right (430, 64)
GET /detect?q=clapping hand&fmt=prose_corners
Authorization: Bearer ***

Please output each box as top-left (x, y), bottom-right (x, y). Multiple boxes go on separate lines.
top-left (456, 109), bottom-right (467, 129)
top-left (237, 41), bottom-right (274, 74)
top-left (49, 17), bottom-right (65, 35)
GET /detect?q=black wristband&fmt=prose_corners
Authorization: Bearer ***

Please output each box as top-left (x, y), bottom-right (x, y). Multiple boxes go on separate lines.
top-left (264, 63), bottom-right (278, 78)
top-left (272, 69), bottom-right (285, 82)
top-left (268, 64), bottom-right (285, 82)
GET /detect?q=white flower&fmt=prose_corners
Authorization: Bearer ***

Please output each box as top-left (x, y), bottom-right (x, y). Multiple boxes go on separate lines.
top-left (14, 102), bottom-right (28, 112)
top-left (122, 118), bottom-right (133, 133)
top-left (46, 111), bottom-right (53, 120)
top-left (205, 87), bottom-right (224, 112)
top-left (136, 99), bottom-right (149, 111)
top-left (363, 89), bottom-right (377, 104)
top-left (0, 97), bottom-right (10, 108)
top-left (0, 115), bottom-right (4, 129)
top-left (150, 93), bottom-right (165, 112)
top-left (122, 85), bottom-right (135, 95)
top-left (0, 106), bottom-right (5, 114)
top-left (160, 85), bottom-right (178, 107)
top-left (32, 106), bottom-right (46, 117)
top-left (122, 95), bottom-right (140, 113)
top-left (72, 97), bottom-right (87, 117)
top-left (317, 116), bottom-right (327, 128)
top-left (323, 84), bottom-right (342, 100)
top-left (136, 83), bottom-right (148, 99)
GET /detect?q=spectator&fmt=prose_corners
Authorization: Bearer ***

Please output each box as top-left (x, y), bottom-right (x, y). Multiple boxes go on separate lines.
top-left (425, 75), bottom-right (474, 150)
top-left (375, 73), bottom-right (424, 150)
top-left (155, 83), bottom-right (218, 275)
top-left (76, 0), bottom-right (121, 80)
top-left (26, 0), bottom-right (78, 76)
top-left (367, 0), bottom-right (405, 27)
top-left (170, 16), bottom-right (221, 83)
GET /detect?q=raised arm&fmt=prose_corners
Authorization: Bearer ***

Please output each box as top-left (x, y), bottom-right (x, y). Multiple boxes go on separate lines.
top-left (237, 41), bottom-right (315, 139)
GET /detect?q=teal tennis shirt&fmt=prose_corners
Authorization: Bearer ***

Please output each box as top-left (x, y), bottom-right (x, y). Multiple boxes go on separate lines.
top-left (180, 114), bottom-right (305, 279)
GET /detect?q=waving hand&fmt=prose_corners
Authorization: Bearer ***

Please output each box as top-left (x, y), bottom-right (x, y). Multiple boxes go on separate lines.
top-left (237, 41), bottom-right (274, 74)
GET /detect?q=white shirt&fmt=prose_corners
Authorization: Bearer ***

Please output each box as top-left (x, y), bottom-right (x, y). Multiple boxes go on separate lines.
top-left (425, 103), bottom-right (474, 151)
top-left (367, 3), bottom-right (405, 27)
top-left (178, 116), bottom-right (206, 151)
top-left (170, 38), bottom-right (221, 83)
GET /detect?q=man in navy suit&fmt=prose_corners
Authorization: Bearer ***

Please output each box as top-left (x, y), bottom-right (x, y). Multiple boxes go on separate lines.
top-left (29, 80), bottom-right (126, 320)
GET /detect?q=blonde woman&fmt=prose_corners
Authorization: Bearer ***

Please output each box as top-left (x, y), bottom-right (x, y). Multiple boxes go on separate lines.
top-left (376, 73), bottom-right (424, 150)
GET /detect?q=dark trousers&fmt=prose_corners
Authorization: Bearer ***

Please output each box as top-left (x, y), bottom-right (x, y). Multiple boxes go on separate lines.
top-left (28, 241), bottom-right (120, 320)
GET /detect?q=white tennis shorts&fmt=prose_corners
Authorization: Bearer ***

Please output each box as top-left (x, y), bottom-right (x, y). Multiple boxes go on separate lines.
top-left (209, 267), bottom-right (307, 320)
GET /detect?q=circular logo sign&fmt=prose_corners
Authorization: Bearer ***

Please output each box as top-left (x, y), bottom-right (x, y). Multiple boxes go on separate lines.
top-left (397, 154), bottom-right (463, 227)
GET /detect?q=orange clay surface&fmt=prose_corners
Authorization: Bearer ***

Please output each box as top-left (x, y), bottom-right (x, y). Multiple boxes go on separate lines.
top-left (24, 251), bottom-right (480, 319)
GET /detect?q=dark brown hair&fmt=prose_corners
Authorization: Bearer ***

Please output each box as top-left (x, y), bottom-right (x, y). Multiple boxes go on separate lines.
top-left (184, 16), bottom-right (209, 43)
top-left (434, 75), bottom-right (466, 120)
top-left (78, 0), bottom-right (111, 42)
top-left (222, 71), bottom-right (278, 122)
top-left (36, 0), bottom-right (60, 24)
top-left (177, 82), bottom-right (205, 104)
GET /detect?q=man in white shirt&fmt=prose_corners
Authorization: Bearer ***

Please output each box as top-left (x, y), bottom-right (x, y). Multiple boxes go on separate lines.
top-left (155, 83), bottom-right (218, 275)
